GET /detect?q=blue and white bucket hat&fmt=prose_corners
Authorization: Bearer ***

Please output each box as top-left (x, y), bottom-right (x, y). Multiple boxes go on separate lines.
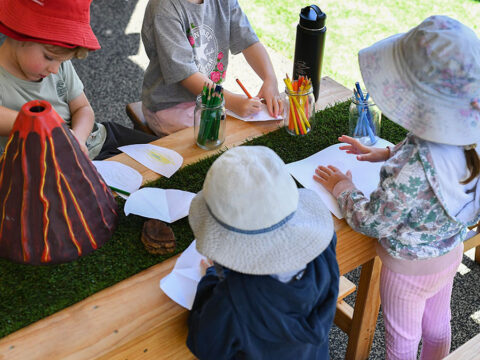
top-left (188, 146), bottom-right (334, 275)
top-left (359, 15), bottom-right (480, 146)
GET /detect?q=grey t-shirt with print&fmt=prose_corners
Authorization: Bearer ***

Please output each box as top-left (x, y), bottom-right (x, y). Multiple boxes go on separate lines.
top-left (0, 61), bottom-right (106, 159)
top-left (141, 0), bottom-right (259, 112)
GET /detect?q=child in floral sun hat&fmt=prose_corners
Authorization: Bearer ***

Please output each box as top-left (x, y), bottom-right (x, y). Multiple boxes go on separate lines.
top-left (187, 145), bottom-right (339, 359)
top-left (0, 0), bottom-right (157, 160)
top-left (314, 15), bottom-right (480, 359)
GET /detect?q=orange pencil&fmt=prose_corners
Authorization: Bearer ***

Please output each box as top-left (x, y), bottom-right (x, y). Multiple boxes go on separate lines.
top-left (235, 78), bottom-right (252, 99)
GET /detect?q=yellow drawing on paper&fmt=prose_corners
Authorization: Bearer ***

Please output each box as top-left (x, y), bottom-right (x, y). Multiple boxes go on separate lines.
top-left (147, 150), bottom-right (175, 165)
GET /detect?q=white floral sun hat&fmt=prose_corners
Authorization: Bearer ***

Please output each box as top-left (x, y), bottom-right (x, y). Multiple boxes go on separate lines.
top-left (188, 146), bottom-right (334, 275)
top-left (359, 15), bottom-right (480, 146)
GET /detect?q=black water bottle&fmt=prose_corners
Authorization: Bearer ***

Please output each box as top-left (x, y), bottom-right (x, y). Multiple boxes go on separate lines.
top-left (292, 5), bottom-right (326, 101)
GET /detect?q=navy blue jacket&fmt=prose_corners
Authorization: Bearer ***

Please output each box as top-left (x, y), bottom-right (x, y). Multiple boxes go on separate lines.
top-left (187, 233), bottom-right (339, 360)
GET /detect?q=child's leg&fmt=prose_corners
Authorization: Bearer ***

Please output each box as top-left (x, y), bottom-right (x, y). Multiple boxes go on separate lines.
top-left (94, 122), bottom-right (158, 160)
top-left (143, 102), bottom-right (195, 137)
top-left (381, 259), bottom-right (460, 360)
top-left (380, 266), bottom-right (425, 360)
top-left (419, 267), bottom-right (457, 360)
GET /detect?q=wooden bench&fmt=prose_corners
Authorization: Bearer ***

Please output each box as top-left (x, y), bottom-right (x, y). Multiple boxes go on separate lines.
top-left (444, 333), bottom-right (480, 359)
top-left (125, 101), bottom-right (156, 135)
top-left (464, 225), bottom-right (480, 263)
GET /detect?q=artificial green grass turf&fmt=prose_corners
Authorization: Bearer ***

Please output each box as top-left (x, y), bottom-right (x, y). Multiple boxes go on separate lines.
top-left (0, 101), bottom-right (407, 338)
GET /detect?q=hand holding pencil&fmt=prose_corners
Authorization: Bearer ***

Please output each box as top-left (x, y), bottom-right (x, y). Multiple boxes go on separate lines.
top-left (231, 78), bottom-right (262, 117)
top-left (235, 78), bottom-right (282, 117)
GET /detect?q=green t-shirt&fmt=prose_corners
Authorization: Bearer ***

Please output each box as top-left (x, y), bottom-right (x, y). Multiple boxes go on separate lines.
top-left (0, 61), bottom-right (106, 159)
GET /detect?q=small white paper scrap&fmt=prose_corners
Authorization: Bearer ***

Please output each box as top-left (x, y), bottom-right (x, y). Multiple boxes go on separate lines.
top-left (92, 160), bottom-right (143, 199)
top-left (124, 187), bottom-right (196, 223)
top-left (227, 103), bottom-right (281, 122)
top-left (160, 240), bottom-right (207, 310)
top-left (118, 144), bottom-right (183, 178)
top-left (286, 138), bottom-right (393, 219)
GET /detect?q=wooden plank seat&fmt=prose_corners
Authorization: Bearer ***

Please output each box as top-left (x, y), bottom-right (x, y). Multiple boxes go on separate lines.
top-left (126, 101), bottom-right (156, 135)
top-left (93, 275), bottom-right (357, 360)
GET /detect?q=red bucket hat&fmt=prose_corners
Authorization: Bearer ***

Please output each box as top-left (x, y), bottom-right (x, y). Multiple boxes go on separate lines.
top-left (0, 0), bottom-right (100, 50)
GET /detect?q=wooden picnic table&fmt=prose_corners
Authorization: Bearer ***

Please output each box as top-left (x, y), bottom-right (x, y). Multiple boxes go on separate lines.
top-left (0, 76), bottom-right (381, 360)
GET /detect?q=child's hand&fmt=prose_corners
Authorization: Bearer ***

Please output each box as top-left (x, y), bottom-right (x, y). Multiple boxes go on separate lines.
top-left (232, 96), bottom-right (262, 117)
top-left (200, 258), bottom-right (213, 276)
top-left (257, 79), bottom-right (283, 117)
top-left (338, 135), bottom-right (390, 162)
top-left (314, 165), bottom-right (352, 194)
top-left (70, 129), bottom-right (89, 157)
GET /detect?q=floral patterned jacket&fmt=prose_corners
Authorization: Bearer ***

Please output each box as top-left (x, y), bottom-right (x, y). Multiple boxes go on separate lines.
top-left (337, 134), bottom-right (479, 260)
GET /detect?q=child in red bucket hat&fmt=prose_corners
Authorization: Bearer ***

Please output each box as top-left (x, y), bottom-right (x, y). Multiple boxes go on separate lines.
top-left (0, 0), bottom-right (157, 160)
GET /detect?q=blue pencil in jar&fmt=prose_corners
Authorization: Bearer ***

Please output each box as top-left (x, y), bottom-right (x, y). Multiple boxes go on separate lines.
top-left (349, 82), bottom-right (381, 146)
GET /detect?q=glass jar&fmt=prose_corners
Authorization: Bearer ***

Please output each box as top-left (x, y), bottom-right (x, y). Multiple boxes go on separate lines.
top-left (194, 94), bottom-right (226, 150)
top-left (348, 94), bottom-right (381, 146)
top-left (283, 87), bottom-right (315, 136)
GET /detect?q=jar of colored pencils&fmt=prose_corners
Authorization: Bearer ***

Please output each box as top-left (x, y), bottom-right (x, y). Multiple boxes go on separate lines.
top-left (348, 91), bottom-right (381, 146)
top-left (283, 87), bottom-right (315, 136)
top-left (194, 91), bottom-right (226, 150)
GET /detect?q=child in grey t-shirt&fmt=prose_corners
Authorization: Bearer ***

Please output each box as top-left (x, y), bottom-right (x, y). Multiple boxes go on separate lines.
top-left (141, 0), bottom-right (283, 136)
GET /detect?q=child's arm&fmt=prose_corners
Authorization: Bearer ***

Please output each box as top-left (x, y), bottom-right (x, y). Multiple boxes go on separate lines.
top-left (0, 106), bottom-right (18, 137)
top-left (186, 268), bottom-right (240, 358)
top-left (338, 135), bottom-right (391, 162)
top-left (242, 42), bottom-right (282, 117)
top-left (313, 164), bottom-right (400, 239)
top-left (314, 165), bottom-right (356, 202)
top-left (69, 92), bottom-right (94, 156)
top-left (180, 72), bottom-right (263, 117)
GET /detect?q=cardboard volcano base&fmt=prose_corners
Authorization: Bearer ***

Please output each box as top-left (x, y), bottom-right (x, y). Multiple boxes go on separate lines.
top-left (0, 100), bottom-right (118, 265)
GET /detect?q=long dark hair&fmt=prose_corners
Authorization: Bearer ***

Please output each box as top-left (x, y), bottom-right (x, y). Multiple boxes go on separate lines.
top-left (461, 146), bottom-right (480, 184)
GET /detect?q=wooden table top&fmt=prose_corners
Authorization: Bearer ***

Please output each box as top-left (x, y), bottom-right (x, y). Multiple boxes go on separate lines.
top-left (0, 76), bottom-right (377, 360)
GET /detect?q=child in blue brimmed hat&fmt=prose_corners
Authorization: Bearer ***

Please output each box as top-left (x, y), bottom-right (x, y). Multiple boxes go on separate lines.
top-left (187, 145), bottom-right (339, 359)
top-left (315, 15), bottom-right (480, 359)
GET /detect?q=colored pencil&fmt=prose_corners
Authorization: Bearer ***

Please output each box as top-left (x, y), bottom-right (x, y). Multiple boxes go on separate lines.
top-left (197, 84), bottom-right (224, 146)
top-left (109, 186), bottom-right (130, 196)
top-left (283, 75), bottom-right (312, 135)
top-left (235, 78), bottom-right (252, 99)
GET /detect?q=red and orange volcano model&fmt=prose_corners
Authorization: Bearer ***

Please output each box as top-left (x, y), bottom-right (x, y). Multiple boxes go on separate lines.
top-left (0, 100), bottom-right (118, 265)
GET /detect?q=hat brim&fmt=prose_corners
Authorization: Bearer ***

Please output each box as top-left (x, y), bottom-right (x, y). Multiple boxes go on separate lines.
top-left (0, 2), bottom-right (100, 50)
top-left (189, 188), bottom-right (334, 275)
top-left (0, 22), bottom-right (76, 49)
top-left (359, 34), bottom-right (480, 146)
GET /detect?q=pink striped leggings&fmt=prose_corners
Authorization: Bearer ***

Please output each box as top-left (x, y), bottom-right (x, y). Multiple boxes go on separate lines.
top-left (380, 259), bottom-right (460, 360)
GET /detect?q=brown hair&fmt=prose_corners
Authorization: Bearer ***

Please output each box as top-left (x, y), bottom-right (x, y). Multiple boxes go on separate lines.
top-left (43, 44), bottom-right (90, 60)
top-left (461, 146), bottom-right (480, 184)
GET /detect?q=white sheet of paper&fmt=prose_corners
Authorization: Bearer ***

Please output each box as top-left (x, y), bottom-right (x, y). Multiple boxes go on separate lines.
top-left (160, 240), bottom-right (207, 310)
top-left (286, 138), bottom-right (394, 219)
top-left (118, 144), bottom-right (183, 178)
top-left (227, 103), bottom-right (281, 122)
top-left (124, 187), bottom-right (196, 223)
top-left (92, 161), bottom-right (143, 198)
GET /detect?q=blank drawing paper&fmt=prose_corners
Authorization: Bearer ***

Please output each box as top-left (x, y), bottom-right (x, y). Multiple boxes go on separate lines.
top-left (92, 160), bottom-right (143, 199)
top-left (286, 138), bottom-right (394, 219)
top-left (124, 188), bottom-right (196, 223)
top-left (227, 103), bottom-right (282, 122)
top-left (160, 240), bottom-right (206, 310)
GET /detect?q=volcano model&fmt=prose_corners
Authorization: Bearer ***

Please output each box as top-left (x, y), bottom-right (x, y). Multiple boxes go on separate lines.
top-left (0, 100), bottom-right (118, 265)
